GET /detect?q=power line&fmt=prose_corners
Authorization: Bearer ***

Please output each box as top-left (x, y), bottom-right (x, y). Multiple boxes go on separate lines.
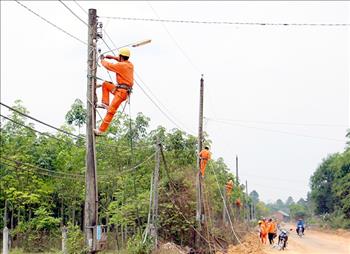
top-left (1, 152), bottom-right (156, 179)
top-left (0, 115), bottom-right (77, 146)
top-left (58, 0), bottom-right (88, 26)
top-left (100, 16), bottom-right (350, 27)
top-left (15, 0), bottom-right (87, 45)
top-left (1, 102), bottom-right (153, 151)
top-left (97, 35), bottom-right (196, 135)
top-left (1, 161), bottom-right (84, 181)
top-left (206, 118), bottom-right (345, 143)
top-left (147, 2), bottom-right (201, 74)
top-left (73, 0), bottom-right (88, 15)
top-left (1, 157), bottom-right (84, 178)
top-left (1, 102), bottom-right (81, 139)
top-left (70, 1), bottom-right (196, 135)
top-left (205, 117), bottom-right (347, 128)
top-left (209, 163), bottom-right (243, 245)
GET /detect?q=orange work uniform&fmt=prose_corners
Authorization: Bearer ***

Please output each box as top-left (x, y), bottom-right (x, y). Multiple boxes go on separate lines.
top-left (225, 180), bottom-right (234, 196)
top-left (259, 222), bottom-right (268, 244)
top-left (199, 149), bottom-right (211, 176)
top-left (98, 60), bottom-right (134, 132)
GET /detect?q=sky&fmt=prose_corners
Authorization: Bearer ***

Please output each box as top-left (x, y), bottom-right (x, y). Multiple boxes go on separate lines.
top-left (1, 1), bottom-right (349, 203)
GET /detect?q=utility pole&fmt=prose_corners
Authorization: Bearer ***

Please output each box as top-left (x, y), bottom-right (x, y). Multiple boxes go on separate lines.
top-left (144, 140), bottom-right (161, 249)
top-left (195, 75), bottom-right (204, 248)
top-left (85, 8), bottom-right (98, 253)
top-left (246, 180), bottom-right (249, 222)
top-left (3, 200), bottom-right (8, 254)
top-left (235, 155), bottom-right (239, 186)
top-left (223, 187), bottom-right (228, 225)
top-left (151, 140), bottom-right (161, 248)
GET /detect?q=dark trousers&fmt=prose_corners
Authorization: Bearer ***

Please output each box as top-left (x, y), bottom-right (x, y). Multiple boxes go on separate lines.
top-left (268, 233), bottom-right (275, 244)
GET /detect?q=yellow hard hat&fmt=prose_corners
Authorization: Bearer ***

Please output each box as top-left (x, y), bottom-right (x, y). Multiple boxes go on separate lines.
top-left (119, 48), bottom-right (130, 57)
top-left (258, 220), bottom-right (262, 224)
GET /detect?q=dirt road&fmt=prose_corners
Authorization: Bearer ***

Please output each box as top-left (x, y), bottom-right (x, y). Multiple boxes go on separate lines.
top-left (263, 228), bottom-right (350, 254)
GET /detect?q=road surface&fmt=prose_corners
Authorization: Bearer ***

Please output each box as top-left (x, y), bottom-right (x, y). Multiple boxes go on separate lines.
top-left (263, 228), bottom-right (350, 254)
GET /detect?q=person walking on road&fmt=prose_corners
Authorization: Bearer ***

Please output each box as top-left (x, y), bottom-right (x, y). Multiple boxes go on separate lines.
top-left (258, 220), bottom-right (268, 244)
top-left (267, 218), bottom-right (277, 245)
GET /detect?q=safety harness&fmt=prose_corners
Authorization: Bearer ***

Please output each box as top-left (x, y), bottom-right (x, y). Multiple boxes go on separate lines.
top-left (88, 75), bottom-right (132, 94)
top-left (115, 83), bottom-right (132, 94)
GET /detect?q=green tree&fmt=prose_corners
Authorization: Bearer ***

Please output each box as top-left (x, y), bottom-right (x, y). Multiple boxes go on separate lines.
top-left (65, 99), bottom-right (87, 134)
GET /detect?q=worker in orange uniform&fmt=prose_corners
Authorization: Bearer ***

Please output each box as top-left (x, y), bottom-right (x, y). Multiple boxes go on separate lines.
top-left (258, 220), bottom-right (267, 244)
top-left (267, 218), bottom-right (277, 245)
top-left (225, 179), bottom-right (234, 196)
top-left (199, 146), bottom-right (211, 177)
top-left (94, 48), bottom-right (134, 135)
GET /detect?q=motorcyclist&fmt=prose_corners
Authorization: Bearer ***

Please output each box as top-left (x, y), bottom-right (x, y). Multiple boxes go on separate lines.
top-left (278, 229), bottom-right (288, 249)
top-left (296, 218), bottom-right (305, 235)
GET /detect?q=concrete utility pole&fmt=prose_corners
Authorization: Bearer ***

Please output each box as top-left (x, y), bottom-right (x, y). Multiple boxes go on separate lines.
top-left (246, 180), bottom-right (249, 222)
top-left (3, 200), bottom-right (8, 254)
top-left (151, 141), bottom-right (161, 247)
top-left (235, 155), bottom-right (239, 186)
top-left (223, 187), bottom-right (228, 225)
top-left (85, 8), bottom-right (98, 253)
top-left (195, 75), bottom-right (204, 248)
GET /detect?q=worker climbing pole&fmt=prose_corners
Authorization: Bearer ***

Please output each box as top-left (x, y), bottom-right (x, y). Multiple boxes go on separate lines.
top-left (199, 146), bottom-right (211, 178)
top-left (93, 47), bottom-right (134, 135)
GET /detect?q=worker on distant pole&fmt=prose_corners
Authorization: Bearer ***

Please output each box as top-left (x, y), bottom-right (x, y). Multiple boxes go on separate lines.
top-left (199, 146), bottom-right (211, 177)
top-left (225, 179), bottom-right (234, 196)
top-left (94, 48), bottom-right (134, 135)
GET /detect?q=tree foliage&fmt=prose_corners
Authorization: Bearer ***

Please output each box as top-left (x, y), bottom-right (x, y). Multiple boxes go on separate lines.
top-left (309, 136), bottom-right (350, 228)
top-left (0, 100), bottom-right (250, 252)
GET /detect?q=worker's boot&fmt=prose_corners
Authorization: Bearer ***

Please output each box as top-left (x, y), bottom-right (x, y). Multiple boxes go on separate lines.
top-left (93, 129), bottom-right (104, 136)
top-left (96, 103), bottom-right (108, 110)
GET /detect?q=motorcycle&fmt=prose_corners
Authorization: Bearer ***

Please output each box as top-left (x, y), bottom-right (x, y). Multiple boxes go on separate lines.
top-left (278, 230), bottom-right (288, 251)
top-left (296, 225), bottom-right (304, 237)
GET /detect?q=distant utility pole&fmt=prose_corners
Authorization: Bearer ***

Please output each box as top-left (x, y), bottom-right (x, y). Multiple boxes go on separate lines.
top-left (246, 180), bottom-right (249, 222)
top-left (85, 8), bottom-right (98, 253)
top-left (235, 155), bottom-right (239, 185)
top-left (3, 200), bottom-right (8, 254)
top-left (223, 187), bottom-right (228, 225)
top-left (196, 75), bottom-right (204, 248)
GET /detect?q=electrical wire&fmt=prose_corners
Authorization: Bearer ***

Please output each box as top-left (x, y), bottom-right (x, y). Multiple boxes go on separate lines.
top-left (1, 102), bottom-right (152, 151)
top-left (147, 2), bottom-right (201, 74)
top-left (208, 163), bottom-right (243, 245)
top-left (1, 102), bottom-right (82, 139)
top-left (100, 16), bottom-right (350, 27)
top-left (58, 0), bottom-right (88, 26)
top-left (2, 157), bottom-right (84, 178)
top-left (73, 0), bottom-right (88, 15)
top-left (89, 13), bottom-right (195, 135)
top-left (205, 117), bottom-right (347, 128)
top-left (98, 36), bottom-right (195, 134)
top-left (15, 0), bottom-right (87, 45)
top-left (0, 115), bottom-right (79, 147)
top-left (1, 161), bottom-right (84, 181)
top-left (159, 145), bottom-right (218, 250)
top-left (206, 118), bottom-right (345, 143)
